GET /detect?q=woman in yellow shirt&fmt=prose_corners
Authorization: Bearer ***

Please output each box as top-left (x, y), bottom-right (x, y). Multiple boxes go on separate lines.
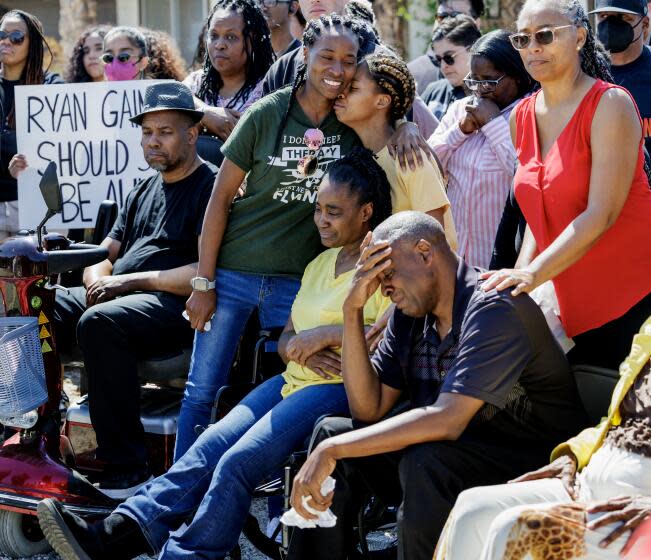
top-left (334, 51), bottom-right (457, 250)
top-left (40, 148), bottom-right (393, 559)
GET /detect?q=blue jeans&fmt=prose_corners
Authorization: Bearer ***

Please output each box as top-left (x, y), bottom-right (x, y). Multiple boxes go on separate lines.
top-left (174, 268), bottom-right (300, 460)
top-left (116, 375), bottom-right (349, 559)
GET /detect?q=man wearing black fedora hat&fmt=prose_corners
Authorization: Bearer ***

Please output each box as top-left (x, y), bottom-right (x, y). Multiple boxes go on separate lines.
top-left (53, 82), bottom-right (218, 498)
top-left (591, 0), bottom-right (651, 157)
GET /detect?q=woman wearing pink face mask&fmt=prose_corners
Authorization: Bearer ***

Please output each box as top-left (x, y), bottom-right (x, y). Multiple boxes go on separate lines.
top-left (101, 26), bottom-right (150, 82)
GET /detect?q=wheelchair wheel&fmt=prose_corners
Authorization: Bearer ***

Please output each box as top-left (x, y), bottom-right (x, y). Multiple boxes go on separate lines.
top-left (0, 511), bottom-right (50, 558)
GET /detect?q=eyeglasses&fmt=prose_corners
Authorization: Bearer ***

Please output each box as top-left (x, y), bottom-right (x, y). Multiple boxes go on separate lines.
top-left (100, 52), bottom-right (142, 64)
top-left (433, 49), bottom-right (467, 67)
top-left (435, 9), bottom-right (462, 22)
top-left (298, 128), bottom-right (324, 178)
top-left (509, 25), bottom-right (574, 50)
top-left (261, 0), bottom-right (291, 6)
top-left (463, 74), bottom-right (507, 93)
top-left (0, 30), bottom-right (25, 46)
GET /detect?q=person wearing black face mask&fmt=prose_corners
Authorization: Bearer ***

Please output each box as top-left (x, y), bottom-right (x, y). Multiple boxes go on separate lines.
top-left (591, 0), bottom-right (651, 157)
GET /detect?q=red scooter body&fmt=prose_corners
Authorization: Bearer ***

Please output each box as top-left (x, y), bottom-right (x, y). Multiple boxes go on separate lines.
top-left (0, 232), bottom-right (115, 557)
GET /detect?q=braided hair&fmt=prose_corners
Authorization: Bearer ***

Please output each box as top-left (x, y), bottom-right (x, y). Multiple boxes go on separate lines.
top-left (197, 0), bottom-right (274, 109)
top-left (65, 25), bottom-right (111, 83)
top-left (364, 52), bottom-right (416, 122)
top-left (326, 147), bottom-right (392, 229)
top-left (1, 10), bottom-right (52, 85)
top-left (267, 14), bottom-right (375, 169)
top-left (518, 0), bottom-right (612, 82)
top-left (343, 0), bottom-right (380, 41)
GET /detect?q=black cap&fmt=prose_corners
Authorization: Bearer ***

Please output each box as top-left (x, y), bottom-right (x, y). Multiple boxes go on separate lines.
top-left (130, 82), bottom-right (204, 126)
top-left (590, 0), bottom-right (648, 15)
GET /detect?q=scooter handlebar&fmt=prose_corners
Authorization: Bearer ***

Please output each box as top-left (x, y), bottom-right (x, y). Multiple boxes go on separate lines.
top-left (46, 244), bottom-right (109, 275)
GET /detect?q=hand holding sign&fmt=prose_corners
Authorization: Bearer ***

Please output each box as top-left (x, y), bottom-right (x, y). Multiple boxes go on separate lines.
top-left (15, 81), bottom-right (168, 229)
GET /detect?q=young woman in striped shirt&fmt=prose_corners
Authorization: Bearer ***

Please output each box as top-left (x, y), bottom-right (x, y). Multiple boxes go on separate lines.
top-left (429, 30), bottom-right (536, 269)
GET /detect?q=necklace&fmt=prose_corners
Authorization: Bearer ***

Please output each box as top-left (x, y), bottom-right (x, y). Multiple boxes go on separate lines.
top-left (298, 85), bottom-right (326, 177)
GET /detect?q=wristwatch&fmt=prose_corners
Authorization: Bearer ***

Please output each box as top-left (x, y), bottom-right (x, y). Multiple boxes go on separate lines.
top-left (190, 276), bottom-right (216, 291)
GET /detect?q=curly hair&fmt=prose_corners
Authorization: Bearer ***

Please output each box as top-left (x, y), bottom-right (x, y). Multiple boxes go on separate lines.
top-left (364, 52), bottom-right (416, 122)
top-left (141, 28), bottom-right (188, 81)
top-left (64, 25), bottom-right (111, 83)
top-left (197, 0), bottom-right (274, 108)
top-left (326, 147), bottom-right (393, 230)
top-left (518, 0), bottom-right (612, 82)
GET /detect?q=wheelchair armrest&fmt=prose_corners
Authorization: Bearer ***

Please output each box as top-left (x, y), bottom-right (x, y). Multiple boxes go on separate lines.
top-left (92, 200), bottom-right (118, 245)
top-left (258, 326), bottom-right (285, 340)
top-left (212, 382), bottom-right (257, 422)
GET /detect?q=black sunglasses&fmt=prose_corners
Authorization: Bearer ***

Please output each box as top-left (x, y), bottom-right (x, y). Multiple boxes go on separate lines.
top-left (0, 30), bottom-right (25, 46)
top-left (101, 52), bottom-right (141, 64)
top-left (433, 49), bottom-right (467, 67)
top-left (435, 9), bottom-right (462, 22)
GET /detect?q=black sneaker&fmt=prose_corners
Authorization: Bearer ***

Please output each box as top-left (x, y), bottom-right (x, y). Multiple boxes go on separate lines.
top-left (37, 498), bottom-right (152, 560)
top-left (96, 465), bottom-right (153, 500)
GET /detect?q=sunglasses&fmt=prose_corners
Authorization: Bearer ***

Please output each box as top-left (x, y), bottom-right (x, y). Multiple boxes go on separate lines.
top-left (297, 128), bottom-right (324, 178)
top-left (0, 30), bottom-right (25, 45)
top-left (463, 74), bottom-right (507, 93)
top-left (509, 24), bottom-right (574, 50)
top-left (433, 49), bottom-right (467, 67)
top-left (101, 52), bottom-right (142, 64)
top-left (435, 10), bottom-right (462, 22)
top-left (261, 0), bottom-right (292, 6)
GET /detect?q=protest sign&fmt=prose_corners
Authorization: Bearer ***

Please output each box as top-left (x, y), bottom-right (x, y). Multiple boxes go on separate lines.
top-left (15, 80), bottom-right (165, 229)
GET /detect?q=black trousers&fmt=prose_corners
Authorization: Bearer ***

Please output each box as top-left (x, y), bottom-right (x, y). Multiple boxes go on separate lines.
top-left (288, 417), bottom-right (552, 560)
top-left (54, 286), bottom-right (192, 468)
top-left (568, 291), bottom-right (651, 370)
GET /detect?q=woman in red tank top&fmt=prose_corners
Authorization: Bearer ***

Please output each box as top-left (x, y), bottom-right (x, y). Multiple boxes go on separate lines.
top-left (482, 0), bottom-right (651, 369)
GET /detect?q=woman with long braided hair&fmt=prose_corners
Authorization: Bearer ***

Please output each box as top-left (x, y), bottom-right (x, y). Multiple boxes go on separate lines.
top-left (0, 10), bottom-right (63, 239)
top-left (36, 148), bottom-right (393, 560)
top-left (184, 0), bottom-right (275, 140)
top-left (483, 0), bottom-right (651, 370)
top-left (335, 51), bottom-right (457, 249)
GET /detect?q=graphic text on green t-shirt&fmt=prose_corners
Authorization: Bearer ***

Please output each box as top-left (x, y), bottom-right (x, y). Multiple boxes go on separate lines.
top-left (219, 87), bottom-right (359, 278)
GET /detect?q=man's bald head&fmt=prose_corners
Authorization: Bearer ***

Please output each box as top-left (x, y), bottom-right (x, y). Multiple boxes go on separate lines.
top-left (370, 212), bottom-right (456, 318)
top-left (373, 211), bottom-right (448, 249)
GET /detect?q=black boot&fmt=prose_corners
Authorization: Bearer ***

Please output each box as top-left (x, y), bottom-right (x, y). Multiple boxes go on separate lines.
top-left (37, 498), bottom-right (153, 560)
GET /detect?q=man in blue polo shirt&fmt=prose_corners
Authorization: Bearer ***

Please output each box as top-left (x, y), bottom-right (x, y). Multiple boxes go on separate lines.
top-left (287, 212), bottom-right (588, 560)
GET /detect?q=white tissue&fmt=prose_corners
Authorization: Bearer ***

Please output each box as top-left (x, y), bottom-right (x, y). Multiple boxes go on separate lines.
top-left (280, 476), bottom-right (337, 528)
top-left (181, 310), bottom-right (212, 332)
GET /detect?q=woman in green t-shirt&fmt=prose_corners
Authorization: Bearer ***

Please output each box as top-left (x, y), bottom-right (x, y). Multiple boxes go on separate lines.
top-left (176, 14), bottom-right (376, 458)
